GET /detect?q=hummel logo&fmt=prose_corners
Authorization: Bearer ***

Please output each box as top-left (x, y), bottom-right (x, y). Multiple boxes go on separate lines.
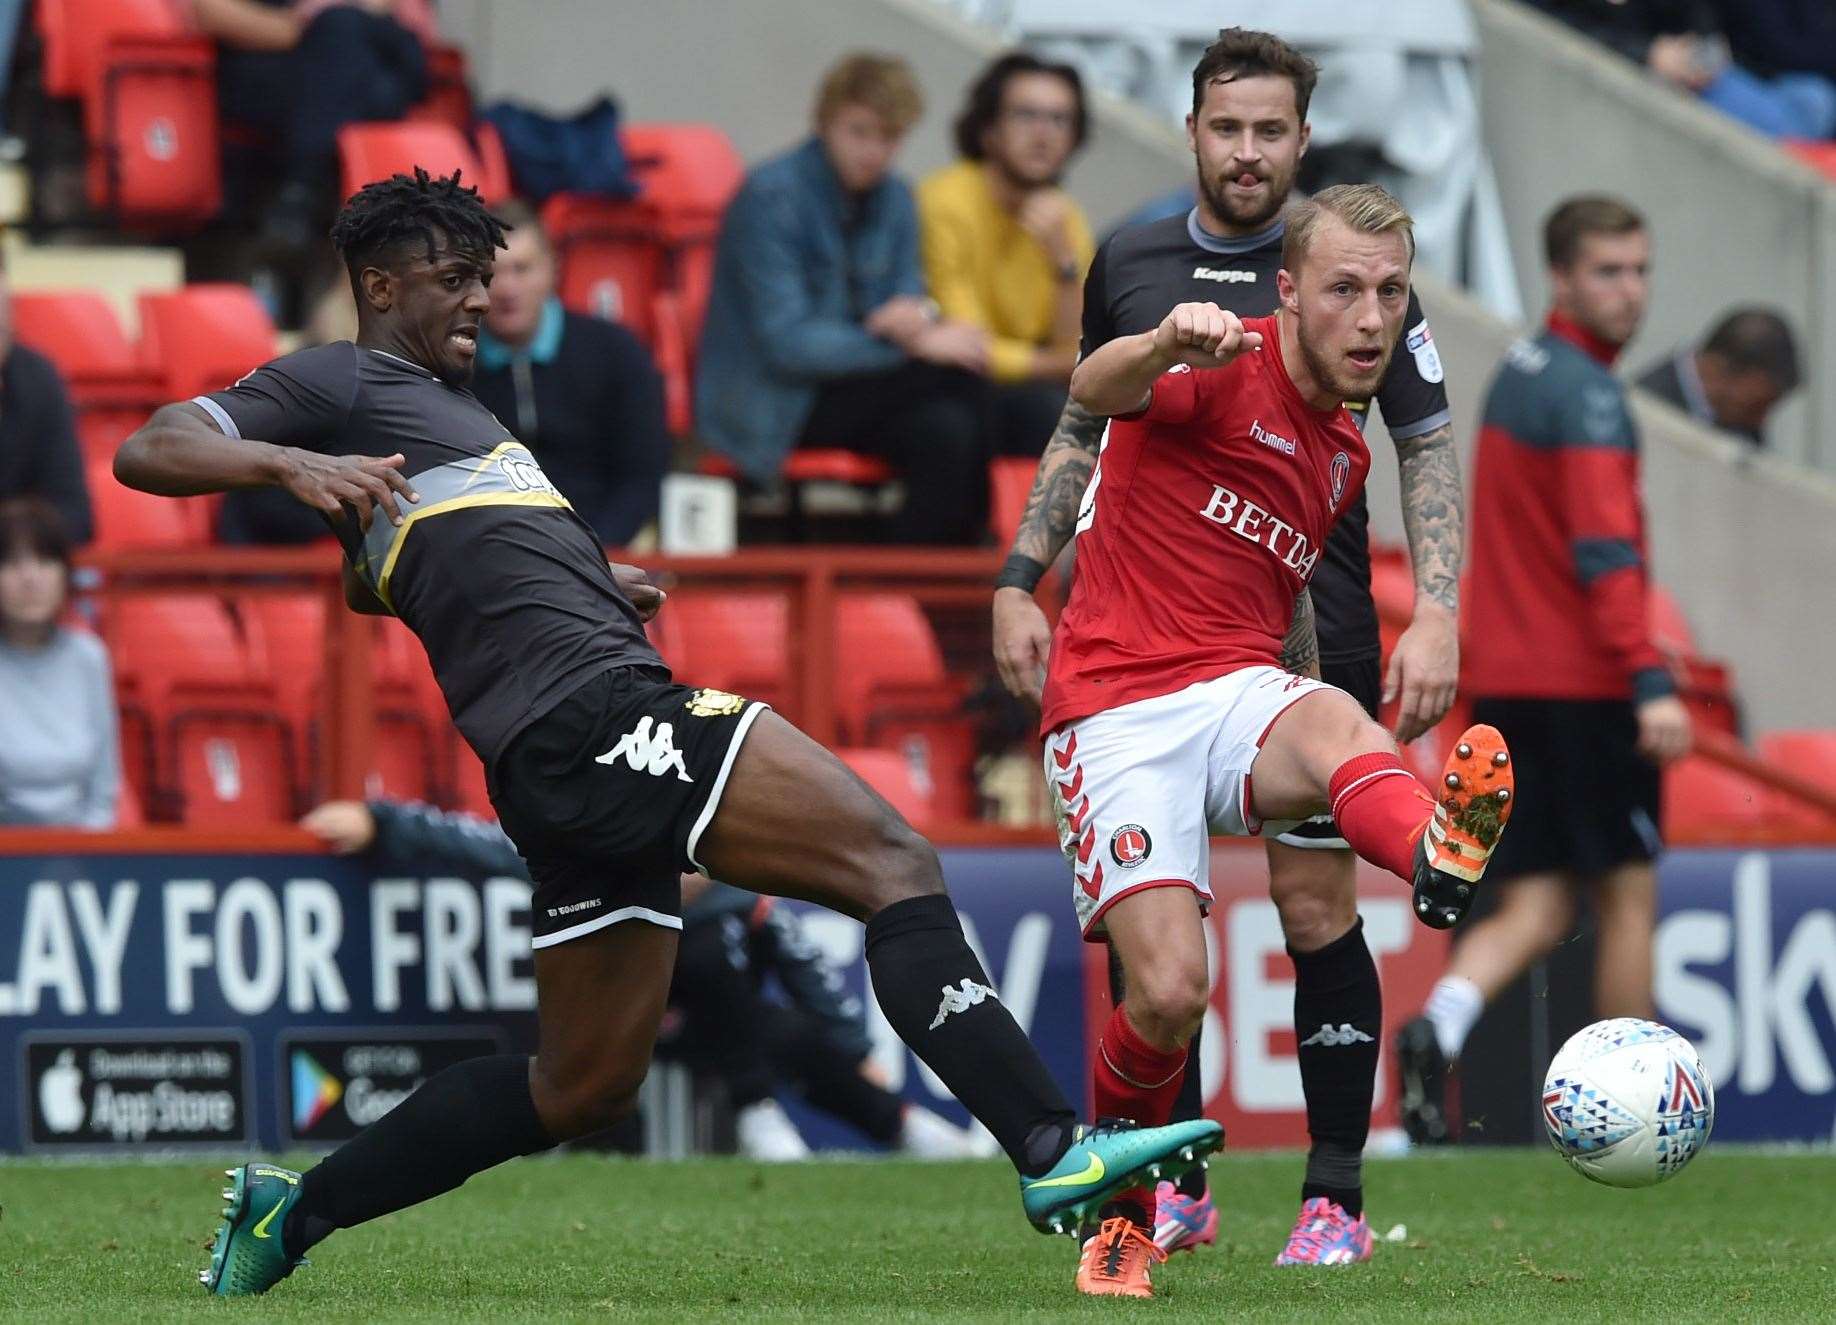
top-left (1300, 1023), bottom-right (1375, 1048)
top-left (597, 717), bottom-right (692, 782)
top-left (929, 978), bottom-right (997, 1029)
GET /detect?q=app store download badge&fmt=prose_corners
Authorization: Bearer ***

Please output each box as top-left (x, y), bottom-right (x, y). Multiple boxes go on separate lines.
top-left (24, 1035), bottom-right (249, 1149)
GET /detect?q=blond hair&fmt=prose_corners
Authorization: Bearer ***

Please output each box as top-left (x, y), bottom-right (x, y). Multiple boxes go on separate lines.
top-left (1281, 183), bottom-right (1415, 273)
top-left (813, 53), bottom-right (924, 134)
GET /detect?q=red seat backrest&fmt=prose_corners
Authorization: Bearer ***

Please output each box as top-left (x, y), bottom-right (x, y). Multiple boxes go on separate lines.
top-left (1755, 730), bottom-right (1836, 834)
top-left (171, 709), bottom-right (295, 825)
top-left (541, 202), bottom-right (668, 346)
top-left (107, 594), bottom-right (258, 706)
top-left (137, 285), bottom-right (279, 400)
top-left (835, 594), bottom-right (948, 736)
top-left (86, 36), bottom-right (221, 228)
top-left (837, 747), bottom-right (937, 829)
top-left (621, 123), bottom-right (744, 238)
top-left (337, 121), bottom-right (508, 205)
top-left (37, 0), bottom-right (186, 100)
top-left (667, 593), bottom-right (791, 709)
top-left (12, 291), bottom-right (137, 379)
top-left (1662, 755), bottom-right (1771, 841)
top-left (87, 458), bottom-right (210, 548)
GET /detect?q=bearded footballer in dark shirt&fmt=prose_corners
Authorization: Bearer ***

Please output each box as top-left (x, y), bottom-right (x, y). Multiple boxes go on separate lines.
top-left (116, 168), bottom-right (1222, 1299)
top-left (991, 29), bottom-right (1467, 1266)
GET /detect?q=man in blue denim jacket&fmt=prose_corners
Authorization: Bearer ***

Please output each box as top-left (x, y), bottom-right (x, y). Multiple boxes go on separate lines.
top-left (697, 53), bottom-right (993, 543)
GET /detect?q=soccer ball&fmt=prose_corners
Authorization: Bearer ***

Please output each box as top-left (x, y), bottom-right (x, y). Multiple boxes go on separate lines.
top-left (1540, 1018), bottom-right (1714, 1188)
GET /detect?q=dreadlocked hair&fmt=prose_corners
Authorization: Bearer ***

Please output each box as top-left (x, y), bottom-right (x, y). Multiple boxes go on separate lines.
top-left (328, 167), bottom-right (508, 275)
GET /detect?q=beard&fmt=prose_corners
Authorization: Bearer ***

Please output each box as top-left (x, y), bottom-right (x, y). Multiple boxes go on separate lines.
top-left (1297, 323), bottom-right (1392, 405)
top-left (1197, 158), bottom-right (1293, 232)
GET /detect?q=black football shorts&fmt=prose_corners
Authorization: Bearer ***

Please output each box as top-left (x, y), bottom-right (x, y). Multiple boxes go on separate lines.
top-left (489, 666), bottom-right (769, 948)
top-left (1469, 696), bottom-right (1663, 880)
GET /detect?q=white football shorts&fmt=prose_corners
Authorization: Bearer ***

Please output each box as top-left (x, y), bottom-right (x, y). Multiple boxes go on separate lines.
top-left (1045, 666), bottom-right (1339, 940)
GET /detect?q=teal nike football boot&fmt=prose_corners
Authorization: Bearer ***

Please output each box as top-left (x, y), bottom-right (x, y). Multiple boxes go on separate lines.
top-left (1020, 1119), bottom-right (1223, 1234)
top-left (199, 1162), bottom-right (308, 1296)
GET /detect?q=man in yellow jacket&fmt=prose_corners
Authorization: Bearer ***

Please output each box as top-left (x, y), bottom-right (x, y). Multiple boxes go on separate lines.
top-left (920, 52), bottom-right (1094, 457)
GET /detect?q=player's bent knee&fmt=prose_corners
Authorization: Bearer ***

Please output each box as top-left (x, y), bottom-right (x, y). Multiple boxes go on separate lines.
top-left (1125, 961), bottom-right (1210, 1048)
top-left (534, 1059), bottom-right (649, 1141)
top-left (1271, 882), bottom-right (1355, 951)
top-left (861, 814), bottom-right (947, 911)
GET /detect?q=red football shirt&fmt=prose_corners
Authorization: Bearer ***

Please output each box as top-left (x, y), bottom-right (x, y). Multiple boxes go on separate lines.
top-left (1040, 313), bottom-right (1372, 734)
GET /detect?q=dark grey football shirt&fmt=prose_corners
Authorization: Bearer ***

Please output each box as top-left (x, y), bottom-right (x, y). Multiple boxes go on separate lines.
top-left (197, 341), bottom-right (664, 764)
top-left (1081, 210), bottom-right (1452, 665)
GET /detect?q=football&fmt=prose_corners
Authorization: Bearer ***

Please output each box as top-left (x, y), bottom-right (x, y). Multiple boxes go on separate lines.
top-left (1541, 1018), bottom-right (1715, 1188)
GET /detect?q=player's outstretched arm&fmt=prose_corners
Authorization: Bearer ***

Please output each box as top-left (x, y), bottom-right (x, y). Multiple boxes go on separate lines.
top-left (1385, 422), bottom-right (1462, 741)
top-left (991, 397), bottom-right (1106, 702)
top-left (116, 402), bottom-right (417, 531)
top-left (1070, 303), bottom-right (1262, 417)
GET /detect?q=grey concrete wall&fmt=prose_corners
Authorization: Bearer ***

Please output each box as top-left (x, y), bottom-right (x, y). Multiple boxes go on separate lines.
top-left (1472, 0), bottom-right (1836, 472)
top-left (443, 0), bottom-right (1836, 733)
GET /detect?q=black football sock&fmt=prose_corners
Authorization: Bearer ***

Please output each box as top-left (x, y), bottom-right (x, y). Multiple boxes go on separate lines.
top-left (865, 893), bottom-right (1076, 1175)
top-left (1292, 916), bottom-right (1380, 1219)
top-left (1113, 936), bottom-right (1212, 1200)
top-left (283, 1053), bottom-right (554, 1252)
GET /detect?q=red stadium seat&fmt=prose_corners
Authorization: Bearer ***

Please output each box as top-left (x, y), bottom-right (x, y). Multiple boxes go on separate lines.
top-left (12, 291), bottom-right (139, 382)
top-left (620, 123), bottom-right (744, 239)
top-left (1662, 754), bottom-right (1771, 841)
top-left (36, 0), bottom-right (188, 101)
top-left (666, 593), bottom-right (791, 712)
top-left (409, 44), bottom-right (475, 130)
top-left (988, 457), bottom-right (1036, 551)
top-left (137, 285), bottom-right (280, 401)
top-left (87, 458), bottom-right (211, 548)
top-left (1756, 731), bottom-right (1836, 834)
top-left (85, 35), bottom-right (220, 227)
top-left (541, 195), bottom-right (669, 340)
top-left (170, 702), bottom-right (296, 825)
top-left (338, 121), bottom-right (510, 205)
top-left (11, 293), bottom-right (161, 458)
top-left (106, 594), bottom-right (291, 820)
top-left (834, 594), bottom-right (951, 736)
top-left (837, 748), bottom-right (937, 829)
top-left (698, 450), bottom-right (894, 486)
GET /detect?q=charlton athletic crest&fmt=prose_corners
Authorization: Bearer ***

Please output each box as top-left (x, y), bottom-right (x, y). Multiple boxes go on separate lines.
top-left (1330, 451), bottom-right (1350, 508)
top-left (1110, 824), bottom-right (1152, 867)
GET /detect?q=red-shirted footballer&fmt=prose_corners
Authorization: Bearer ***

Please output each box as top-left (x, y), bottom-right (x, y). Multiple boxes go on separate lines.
top-left (1046, 188), bottom-right (1517, 1247)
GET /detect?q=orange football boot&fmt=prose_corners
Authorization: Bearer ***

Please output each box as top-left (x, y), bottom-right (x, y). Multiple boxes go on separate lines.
top-left (1412, 723), bottom-right (1514, 929)
top-left (1075, 1217), bottom-right (1167, 1298)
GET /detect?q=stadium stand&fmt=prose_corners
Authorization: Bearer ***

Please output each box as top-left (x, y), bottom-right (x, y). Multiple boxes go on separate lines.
top-left (337, 119), bottom-right (513, 207)
top-left (136, 284), bottom-right (279, 400)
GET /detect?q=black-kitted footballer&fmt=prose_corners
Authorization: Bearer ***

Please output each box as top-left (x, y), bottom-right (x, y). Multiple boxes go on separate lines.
top-left (114, 168), bottom-right (1221, 1299)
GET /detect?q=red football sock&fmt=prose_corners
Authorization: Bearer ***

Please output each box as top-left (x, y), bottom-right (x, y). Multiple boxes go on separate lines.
top-left (1093, 1003), bottom-right (1188, 1226)
top-left (1329, 752), bottom-right (1437, 882)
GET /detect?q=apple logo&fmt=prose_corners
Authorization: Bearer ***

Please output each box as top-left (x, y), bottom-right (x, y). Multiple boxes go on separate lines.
top-left (38, 1049), bottom-right (86, 1134)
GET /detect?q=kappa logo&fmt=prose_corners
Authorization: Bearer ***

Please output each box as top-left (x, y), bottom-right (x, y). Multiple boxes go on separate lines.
top-left (1110, 824), bottom-right (1152, 867)
top-left (1193, 265), bottom-right (1256, 284)
top-left (1330, 452), bottom-right (1351, 508)
top-left (596, 716), bottom-right (693, 782)
top-left (928, 978), bottom-right (997, 1029)
top-left (1300, 1023), bottom-right (1375, 1048)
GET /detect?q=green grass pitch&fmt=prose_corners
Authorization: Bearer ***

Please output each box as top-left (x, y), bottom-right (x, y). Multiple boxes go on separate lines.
top-left (2, 1150), bottom-right (1832, 1321)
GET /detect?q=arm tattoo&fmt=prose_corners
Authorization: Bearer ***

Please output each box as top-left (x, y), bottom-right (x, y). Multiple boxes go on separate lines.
top-left (1280, 589), bottom-right (1320, 678)
top-left (1394, 422), bottom-right (1463, 613)
top-left (1007, 398), bottom-right (1106, 564)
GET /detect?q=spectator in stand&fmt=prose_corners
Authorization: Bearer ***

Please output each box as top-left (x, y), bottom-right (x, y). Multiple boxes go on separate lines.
top-left (1636, 307), bottom-right (1800, 447)
top-left (0, 500), bottom-right (118, 828)
top-left (470, 200), bottom-right (668, 547)
top-left (298, 797), bottom-right (984, 1160)
top-left (1394, 197), bottom-right (1691, 1145)
top-left (196, 0), bottom-right (437, 247)
top-left (0, 270), bottom-right (91, 544)
top-left (919, 53), bottom-right (1093, 458)
top-left (697, 53), bottom-right (993, 544)
top-left (1526, 0), bottom-right (1836, 139)
top-left (1717, 2), bottom-right (1836, 104)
